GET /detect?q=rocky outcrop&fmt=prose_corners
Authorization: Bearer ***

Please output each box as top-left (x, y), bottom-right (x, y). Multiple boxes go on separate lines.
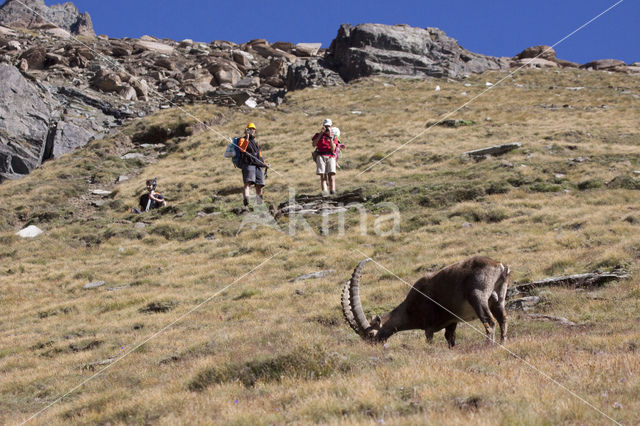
top-left (512, 45), bottom-right (579, 69)
top-left (0, 0), bottom-right (94, 36)
top-left (327, 23), bottom-right (510, 81)
top-left (580, 59), bottom-right (628, 72)
top-left (286, 58), bottom-right (343, 90)
top-left (0, 4), bottom-right (636, 183)
top-left (0, 63), bottom-right (53, 180)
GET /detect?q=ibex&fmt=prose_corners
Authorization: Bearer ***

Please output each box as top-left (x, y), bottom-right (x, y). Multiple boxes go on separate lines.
top-left (341, 257), bottom-right (510, 347)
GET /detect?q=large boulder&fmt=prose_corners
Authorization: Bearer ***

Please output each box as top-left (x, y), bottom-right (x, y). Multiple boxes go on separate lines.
top-left (327, 23), bottom-right (509, 81)
top-left (580, 59), bottom-right (628, 73)
top-left (0, 63), bottom-right (53, 180)
top-left (51, 119), bottom-right (95, 158)
top-left (286, 58), bottom-right (343, 90)
top-left (514, 45), bottom-right (556, 61)
top-left (0, 0), bottom-right (94, 36)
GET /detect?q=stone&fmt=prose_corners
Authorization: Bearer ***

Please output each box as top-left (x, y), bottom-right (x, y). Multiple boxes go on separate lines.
top-left (0, 0), bottom-right (95, 36)
top-left (0, 63), bottom-right (53, 179)
top-left (43, 27), bottom-right (71, 39)
top-left (260, 58), bottom-right (287, 78)
top-left (92, 189), bottom-right (112, 196)
top-left (234, 76), bottom-right (260, 89)
top-left (6, 40), bottom-right (20, 50)
top-left (295, 43), bottom-right (322, 57)
top-left (0, 24), bottom-right (16, 36)
top-left (118, 85), bottom-right (138, 101)
top-left (19, 46), bottom-right (47, 70)
top-left (286, 58), bottom-right (343, 90)
top-left (327, 23), bottom-right (509, 81)
top-left (290, 269), bottom-right (334, 282)
top-left (232, 50), bottom-right (254, 69)
top-left (16, 225), bottom-right (43, 238)
top-left (51, 120), bottom-right (95, 158)
top-left (580, 59), bottom-right (627, 73)
top-left (135, 39), bottom-right (175, 55)
top-left (155, 56), bottom-right (175, 70)
top-left (514, 45), bottom-right (556, 61)
top-left (83, 280), bottom-right (105, 289)
top-left (130, 78), bottom-right (149, 100)
top-left (91, 70), bottom-right (122, 92)
top-left (121, 152), bottom-right (144, 159)
top-left (512, 57), bottom-right (558, 69)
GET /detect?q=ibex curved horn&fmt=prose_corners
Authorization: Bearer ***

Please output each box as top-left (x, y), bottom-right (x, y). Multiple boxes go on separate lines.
top-left (345, 258), bottom-right (372, 338)
top-left (341, 280), bottom-right (363, 335)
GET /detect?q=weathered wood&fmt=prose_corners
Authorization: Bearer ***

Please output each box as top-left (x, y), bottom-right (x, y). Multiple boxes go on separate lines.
top-left (507, 270), bottom-right (628, 298)
top-left (276, 188), bottom-right (367, 218)
top-left (464, 142), bottom-right (521, 158)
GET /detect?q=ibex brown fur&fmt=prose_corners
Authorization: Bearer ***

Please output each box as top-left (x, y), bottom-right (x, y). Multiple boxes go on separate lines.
top-left (341, 256), bottom-right (510, 347)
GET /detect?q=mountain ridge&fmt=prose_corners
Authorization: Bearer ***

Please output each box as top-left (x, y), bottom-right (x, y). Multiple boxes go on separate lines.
top-left (0, 0), bottom-right (638, 182)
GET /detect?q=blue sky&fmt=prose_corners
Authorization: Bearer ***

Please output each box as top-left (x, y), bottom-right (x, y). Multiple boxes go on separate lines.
top-left (48, 0), bottom-right (637, 64)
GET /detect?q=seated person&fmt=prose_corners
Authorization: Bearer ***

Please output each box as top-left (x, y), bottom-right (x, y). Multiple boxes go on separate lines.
top-left (133, 179), bottom-right (167, 213)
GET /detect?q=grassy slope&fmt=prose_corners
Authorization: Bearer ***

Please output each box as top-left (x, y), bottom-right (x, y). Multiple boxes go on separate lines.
top-left (1, 68), bottom-right (639, 425)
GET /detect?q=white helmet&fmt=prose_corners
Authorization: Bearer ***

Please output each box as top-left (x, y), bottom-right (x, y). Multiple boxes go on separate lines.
top-left (331, 126), bottom-right (340, 137)
top-left (323, 118), bottom-right (332, 127)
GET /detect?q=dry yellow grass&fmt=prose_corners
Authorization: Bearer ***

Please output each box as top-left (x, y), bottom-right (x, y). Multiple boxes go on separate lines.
top-left (1, 67), bottom-right (639, 424)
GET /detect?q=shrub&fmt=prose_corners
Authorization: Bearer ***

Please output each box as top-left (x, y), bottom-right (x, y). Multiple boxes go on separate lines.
top-left (577, 178), bottom-right (604, 190)
top-left (607, 175), bottom-right (640, 190)
top-left (188, 346), bottom-right (350, 390)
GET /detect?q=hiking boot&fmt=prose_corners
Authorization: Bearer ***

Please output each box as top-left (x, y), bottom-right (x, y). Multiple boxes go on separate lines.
top-left (243, 198), bottom-right (249, 207)
top-left (330, 190), bottom-right (335, 195)
top-left (256, 196), bottom-right (263, 205)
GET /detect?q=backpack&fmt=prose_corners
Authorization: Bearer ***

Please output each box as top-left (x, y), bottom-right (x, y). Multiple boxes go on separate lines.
top-left (332, 127), bottom-right (345, 163)
top-left (224, 137), bottom-right (242, 168)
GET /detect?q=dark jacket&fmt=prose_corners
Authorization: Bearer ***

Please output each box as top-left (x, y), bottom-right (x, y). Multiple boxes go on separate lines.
top-left (239, 137), bottom-right (266, 167)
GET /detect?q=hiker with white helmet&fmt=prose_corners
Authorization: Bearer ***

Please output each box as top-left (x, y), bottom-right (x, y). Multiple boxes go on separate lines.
top-left (312, 118), bottom-right (339, 195)
top-left (237, 122), bottom-right (269, 207)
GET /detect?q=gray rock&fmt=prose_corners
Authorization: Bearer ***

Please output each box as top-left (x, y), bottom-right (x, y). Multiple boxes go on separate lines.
top-left (327, 23), bottom-right (509, 81)
top-left (0, 0), bottom-right (95, 36)
top-left (52, 119), bottom-right (95, 158)
top-left (580, 59), bottom-right (627, 72)
top-left (16, 224), bottom-right (43, 238)
top-left (121, 152), bottom-right (145, 159)
top-left (295, 43), bottom-right (322, 57)
top-left (286, 58), bottom-right (343, 90)
top-left (83, 280), bottom-right (105, 289)
top-left (0, 63), bottom-right (53, 179)
top-left (514, 45), bottom-right (556, 61)
top-left (92, 189), bottom-right (112, 196)
top-left (290, 269), bottom-right (335, 282)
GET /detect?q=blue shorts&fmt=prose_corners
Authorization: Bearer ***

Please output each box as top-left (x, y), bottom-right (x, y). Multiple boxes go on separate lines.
top-left (242, 165), bottom-right (265, 186)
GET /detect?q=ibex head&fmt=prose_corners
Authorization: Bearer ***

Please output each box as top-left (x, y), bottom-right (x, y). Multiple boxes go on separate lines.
top-left (341, 259), bottom-right (386, 343)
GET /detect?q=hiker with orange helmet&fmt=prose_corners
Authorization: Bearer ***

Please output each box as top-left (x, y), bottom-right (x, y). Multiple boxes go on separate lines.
top-left (237, 122), bottom-right (269, 207)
